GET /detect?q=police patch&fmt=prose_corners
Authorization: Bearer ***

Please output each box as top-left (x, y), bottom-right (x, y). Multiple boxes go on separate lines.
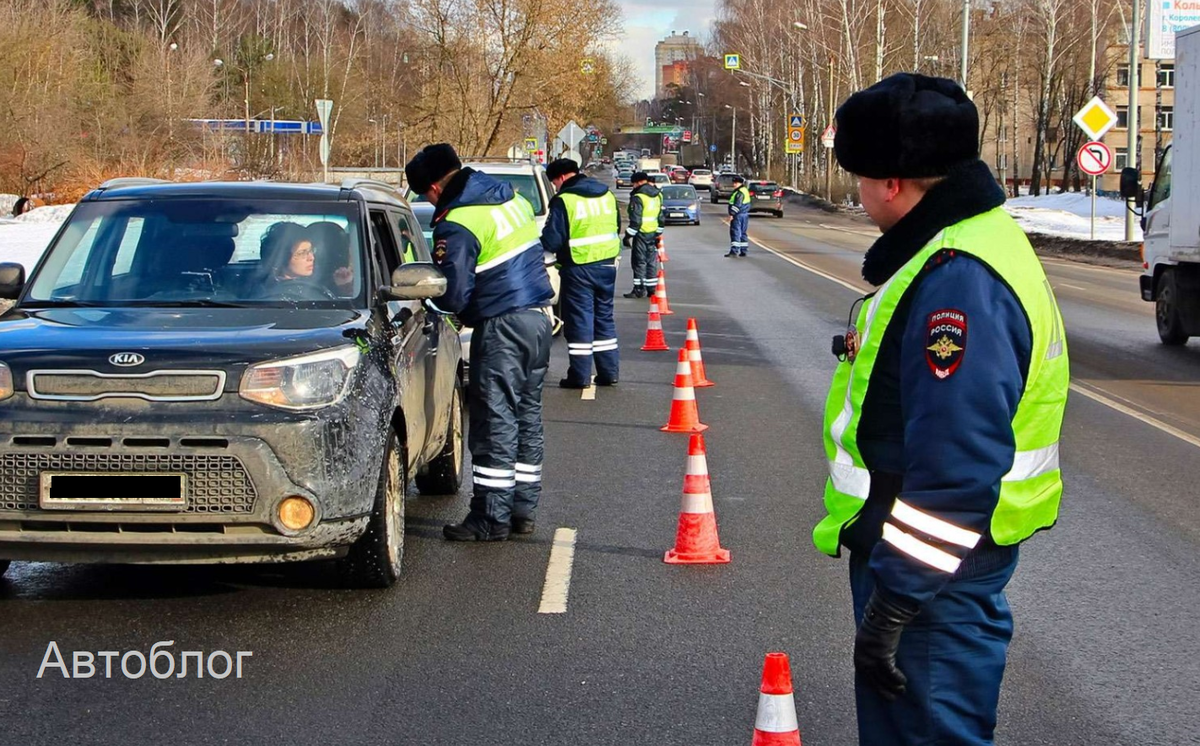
top-left (434, 240), bottom-right (448, 263)
top-left (925, 309), bottom-right (967, 379)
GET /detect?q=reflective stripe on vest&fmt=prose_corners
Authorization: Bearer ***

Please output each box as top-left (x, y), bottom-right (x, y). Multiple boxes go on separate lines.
top-left (730, 186), bottom-right (750, 208)
top-left (561, 191), bottom-right (621, 264)
top-left (635, 192), bottom-right (661, 234)
top-left (442, 193), bottom-right (542, 274)
top-left (813, 207), bottom-right (1069, 560)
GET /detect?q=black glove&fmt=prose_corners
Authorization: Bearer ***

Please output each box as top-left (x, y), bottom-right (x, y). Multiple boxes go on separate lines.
top-left (622, 234), bottom-right (632, 248)
top-left (854, 589), bottom-right (920, 701)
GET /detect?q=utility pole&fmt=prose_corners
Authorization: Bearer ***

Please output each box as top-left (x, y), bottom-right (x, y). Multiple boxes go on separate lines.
top-left (731, 107), bottom-right (737, 171)
top-left (960, 0), bottom-right (970, 88)
top-left (1126, 0), bottom-right (1141, 241)
top-left (826, 57), bottom-right (835, 202)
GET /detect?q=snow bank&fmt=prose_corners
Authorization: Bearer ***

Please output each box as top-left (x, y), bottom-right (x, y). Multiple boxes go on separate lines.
top-left (0, 205), bottom-right (70, 272)
top-left (1004, 192), bottom-right (1142, 242)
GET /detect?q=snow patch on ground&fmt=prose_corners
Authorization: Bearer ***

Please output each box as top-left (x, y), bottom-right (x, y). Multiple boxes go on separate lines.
top-left (1003, 192), bottom-right (1142, 242)
top-left (0, 205), bottom-right (70, 272)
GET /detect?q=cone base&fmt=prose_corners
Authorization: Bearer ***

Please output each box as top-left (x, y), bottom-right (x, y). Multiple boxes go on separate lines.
top-left (751, 730), bottom-right (801, 746)
top-left (659, 308), bottom-right (675, 315)
top-left (693, 379), bottom-right (715, 388)
top-left (642, 342), bottom-right (670, 351)
top-left (664, 547), bottom-right (730, 564)
top-left (660, 422), bottom-right (709, 433)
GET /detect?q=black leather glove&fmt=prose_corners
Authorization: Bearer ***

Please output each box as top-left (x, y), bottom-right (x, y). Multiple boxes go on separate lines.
top-left (622, 234), bottom-right (632, 248)
top-left (854, 589), bottom-right (920, 701)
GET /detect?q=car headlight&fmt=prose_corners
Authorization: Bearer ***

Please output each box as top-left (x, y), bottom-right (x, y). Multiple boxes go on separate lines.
top-left (0, 362), bottom-right (12, 401)
top-left (239, 346), bottom-right (360, 410)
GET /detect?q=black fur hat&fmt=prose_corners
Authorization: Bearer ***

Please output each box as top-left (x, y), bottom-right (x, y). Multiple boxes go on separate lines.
top-left (834, 73), bottom-right (979, 179)
top-left (631, 171), bottom-right (649, 183)
top-left (404, 143), bottom-right (462, 193)
top-left (546, 158), bottom-right (580, 180)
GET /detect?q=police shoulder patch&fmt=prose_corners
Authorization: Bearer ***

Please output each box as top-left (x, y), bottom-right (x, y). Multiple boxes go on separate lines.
top-left (925, 309), bottom-right (967, 379)
top-left (434, 240), bottom-right (448, 263)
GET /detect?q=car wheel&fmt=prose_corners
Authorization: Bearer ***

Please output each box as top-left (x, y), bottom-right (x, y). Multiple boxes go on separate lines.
top-left (0, 560), bottom-right (9, 578)
top-left (415, 380), bottom-right (465, 496)
top-left (775, 210), bottom-right (784, 218)
top-left (339, 432), bottom-right (405, 588)
top-left (1156, 270), bottom-right (1190, 346)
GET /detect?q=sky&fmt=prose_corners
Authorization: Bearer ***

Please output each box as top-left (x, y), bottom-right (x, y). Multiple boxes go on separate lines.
top-left (607, 0), bottom-right (719, 101)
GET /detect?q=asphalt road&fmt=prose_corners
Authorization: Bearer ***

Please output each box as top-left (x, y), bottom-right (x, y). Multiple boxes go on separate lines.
top-left (1, 182), bottom-right (1198, 745)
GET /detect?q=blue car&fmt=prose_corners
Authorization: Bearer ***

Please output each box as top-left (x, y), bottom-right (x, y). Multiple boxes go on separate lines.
top-left (660, 185), bottom-right (701, 226)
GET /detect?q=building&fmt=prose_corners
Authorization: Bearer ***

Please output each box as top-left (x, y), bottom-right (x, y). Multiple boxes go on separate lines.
top-left (655, 32), bottom-right (702, 98)
top-left (661, 60), bottom-right (690, 94)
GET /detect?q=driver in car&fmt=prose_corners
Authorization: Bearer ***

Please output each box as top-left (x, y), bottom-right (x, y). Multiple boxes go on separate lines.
top-left (258, 222), bottom-right (325, 298)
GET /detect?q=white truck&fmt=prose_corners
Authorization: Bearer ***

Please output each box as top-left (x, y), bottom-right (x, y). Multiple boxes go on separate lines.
top-left (1123, 24), bottom-right (1200, 345)
top-left (637, 157), bottom-right (661, 173)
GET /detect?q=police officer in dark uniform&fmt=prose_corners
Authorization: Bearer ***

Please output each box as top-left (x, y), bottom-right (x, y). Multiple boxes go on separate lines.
top-left (405, 144), bottom-right (555, 541)
top-left (725, 175), bottom-right (751, 256)
top-left (814, 75), bottom-right (1069, 744)
top-left (621, 171), bottom-right (662, 298)
top-left (540, 158), bottom-right (621, 389)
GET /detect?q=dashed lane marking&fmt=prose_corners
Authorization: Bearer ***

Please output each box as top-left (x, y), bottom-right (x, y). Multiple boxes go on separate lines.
top-left (1070, 382), bottom-right (1200, 451)
top-left (581, 381), bottom-right (596, 401)
top-left (744, 232), bottom-right (869, 293)
top-left (538, 527), bottom-right (578, 614)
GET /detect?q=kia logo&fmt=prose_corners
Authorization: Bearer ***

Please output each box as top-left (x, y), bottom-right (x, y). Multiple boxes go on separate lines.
top-left (109, 352), bottom-right (145, 367)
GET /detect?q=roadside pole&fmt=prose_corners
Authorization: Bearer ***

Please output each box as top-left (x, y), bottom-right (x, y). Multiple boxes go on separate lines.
top-left (1091, 175), bottom-right (1097, 241)
top-left (826, 58), bottom-right (834, 202)
top-left (1126, 0), bottom-right (1140, 241)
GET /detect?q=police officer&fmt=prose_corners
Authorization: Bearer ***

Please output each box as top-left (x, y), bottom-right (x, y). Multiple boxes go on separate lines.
top-left (813, 74), bottom-right (1069, 745)
top-left (621, 171), bottom-right (662, 298)
top-left (541, 158), bottom-right (620, 389)
top-left (405, 144), bottom-right (555, 541)
top-left (725, 175), bottom-right (751, 257)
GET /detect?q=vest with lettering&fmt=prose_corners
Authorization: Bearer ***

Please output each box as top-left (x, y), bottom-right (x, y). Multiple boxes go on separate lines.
top-left (634, 192), bottom-right (661, 234)
top-left (443, 192), bottom-right (542, 275)
top-left (813, 207), bottom-right (1069, 556)
top-left (561, 191), bottom-right (621, 265)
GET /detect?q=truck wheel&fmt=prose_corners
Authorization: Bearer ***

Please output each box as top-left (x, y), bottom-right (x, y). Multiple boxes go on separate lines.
top-left (339, 432), bottom-right (405, 588)
top-left (416, 380), bottom-right (465, 496)
top-left (1156, 270), bottom-right (1190, 346)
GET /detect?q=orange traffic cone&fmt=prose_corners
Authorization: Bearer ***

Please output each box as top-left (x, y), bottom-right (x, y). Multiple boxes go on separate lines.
top-left (751, 653), bottom-right (802, 745)
top-left (685, 318), bottom-right (714, 388)
top-left (664, 433), bottom-right (730, 564)
top-left (641, 297), bottom-right (670, 351)
top-left (655, 269), bottom-right (674, 315)
top-left (657, 234), bottom-right (670, 262)
top-left (661, 348), bottom-right (708, 433)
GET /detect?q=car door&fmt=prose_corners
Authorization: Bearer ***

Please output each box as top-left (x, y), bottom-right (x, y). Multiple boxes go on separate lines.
top-left (390, 206), bottom-right (452, 464)
top-left (369, 206), bottom-right (429, 463)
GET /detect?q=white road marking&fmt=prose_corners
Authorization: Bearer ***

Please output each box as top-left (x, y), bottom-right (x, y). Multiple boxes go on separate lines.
top-left (1041, 257), bottom-right (1140, 277)
top-left (745, 234), bottom-right (869, 293)
top-left (538, 527), bottom-right (578, 614)
top-left (1056, 283), bottom-right (1088, 291)
top-left (1070, 382), bottom-right (1200, 450)
top-left (581, 382), bottom-right (596, 401)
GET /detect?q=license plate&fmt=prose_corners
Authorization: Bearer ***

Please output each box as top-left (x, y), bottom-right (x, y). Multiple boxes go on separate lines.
top-left (39, 472), bottom-right (187, 511)
top-left (756, 195), bottom-right (774, 200)
top-left (670, 213), bottom-right (686, 218)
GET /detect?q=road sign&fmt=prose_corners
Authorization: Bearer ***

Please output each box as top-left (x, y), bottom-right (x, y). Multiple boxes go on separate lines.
top-left (682, 130), bottom-right (692, 144)
top-left (1077, 141), bottom-right (1112, 176)
top-left (710, 144), bottom-right (718, 152)
top-left (315, 98), bottom-right (333, 129)
top-left (525, 137), bottom-right (538, 152)
top-left (821, 124), bottom-right (836, 149)
top-left (580, 58), bottom-right (596, 75)
top-left (319, 134), bottom-right (330, 165)
top-left (1073, 97), bottom-right (1118, 141)
top-left (789, 114), bottom-right (805, 129)
top-left (724, 53), bottom-right (741, 70)
top-left (558, 120), bottom-right (585, 149)
top-left (600, 137), bottom-right (608, 145)
top-left (786, 113), bottom-right (805, 155)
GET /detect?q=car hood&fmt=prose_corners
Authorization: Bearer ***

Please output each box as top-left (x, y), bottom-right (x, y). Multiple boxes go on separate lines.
top-left (0, 307), bottom-right (371, 380)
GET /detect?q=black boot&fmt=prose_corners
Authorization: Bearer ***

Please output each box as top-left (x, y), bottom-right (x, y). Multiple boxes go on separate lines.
top-left (443, 514), bottom-right (510, 542)
top-left (511, 517), bottom-right (536, 535)
top-left (559, 377), bottom-right (588, 389)
top-left (623, 287), bottom-right (645, 299)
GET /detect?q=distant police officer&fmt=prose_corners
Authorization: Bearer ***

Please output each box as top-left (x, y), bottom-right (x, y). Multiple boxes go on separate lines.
top-left (726, 175), bottom-right (751, 257)
top-left (405, 144), bottom-right (555, 541)
top-left (541, 158), bottom-right (621, 389)
top-left (622, 171), bottom-right (662, 298)
top-left (814, 74), bottom-right (1069, 745)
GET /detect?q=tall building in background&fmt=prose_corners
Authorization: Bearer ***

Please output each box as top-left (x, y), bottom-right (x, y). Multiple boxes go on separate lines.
top-left (656, 31), bottom-right (701, 98)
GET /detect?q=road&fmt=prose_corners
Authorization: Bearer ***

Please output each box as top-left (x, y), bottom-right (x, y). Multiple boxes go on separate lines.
top-left (1, 181), bottom-right (1198, 745)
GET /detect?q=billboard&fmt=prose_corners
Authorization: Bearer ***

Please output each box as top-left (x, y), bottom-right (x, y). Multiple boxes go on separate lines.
top-left (1147, 0), bottom-right (1200, 60)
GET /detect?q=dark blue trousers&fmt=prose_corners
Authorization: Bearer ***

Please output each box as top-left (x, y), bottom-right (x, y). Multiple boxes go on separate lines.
top-left (561, 262), bottom-right (619, 385)
top-left (729, 212), bottom-right (749, 254)
top-left (849, 549), bottom-right (1018, 746)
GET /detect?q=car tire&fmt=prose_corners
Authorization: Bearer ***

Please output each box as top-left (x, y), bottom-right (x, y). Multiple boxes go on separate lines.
top-left (775, 210), bottom-right (784, 218)
top-left (0, 560), bottom-right (9, 578)
top-left (415, 380), bottom-right (465, 496)
top-left (1156, 270), bottom-right (1190, 346)
top-left (338, 432), bottom-right (405, 589)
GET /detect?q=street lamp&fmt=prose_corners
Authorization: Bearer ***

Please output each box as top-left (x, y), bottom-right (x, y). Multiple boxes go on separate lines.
top-left (724, 104), bottom-right (737, 171)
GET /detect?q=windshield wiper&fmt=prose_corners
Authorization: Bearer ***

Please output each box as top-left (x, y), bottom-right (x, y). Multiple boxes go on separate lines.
top-left (124, 300), bottom-right (245, 308)
top-left (22, 300), bottom-right (111, 308)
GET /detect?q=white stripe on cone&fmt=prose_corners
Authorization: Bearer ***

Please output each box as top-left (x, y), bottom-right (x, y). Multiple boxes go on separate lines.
top-left (686, 454), bottom-right (707, 476)
top-left (754, 692), bottom-right (800, 733)
top-left (681, 489), bottom-right (714, 514)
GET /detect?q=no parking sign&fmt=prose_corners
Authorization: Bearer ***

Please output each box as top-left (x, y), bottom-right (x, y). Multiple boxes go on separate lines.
top-left (1077, 141), bottom-right (1112, 176)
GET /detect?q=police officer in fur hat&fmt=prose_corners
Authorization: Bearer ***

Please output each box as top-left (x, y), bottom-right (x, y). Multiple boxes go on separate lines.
top-left (812, 73), bottom-right (1069, 745)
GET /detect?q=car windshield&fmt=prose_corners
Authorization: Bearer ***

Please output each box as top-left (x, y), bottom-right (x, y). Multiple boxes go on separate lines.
top-left (651, 175), bottom-right (670, 184)
top-left (407, 172), bottom-right (545, 214)
top-left (25, 199), bottom-right (365, 307)
top-left (618, 171), bottom-right (632, 178)
top-left (662, 186), bottom-right (697, 200)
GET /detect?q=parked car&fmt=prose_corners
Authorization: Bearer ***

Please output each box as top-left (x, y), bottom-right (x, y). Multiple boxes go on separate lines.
top-left (688, 168), bottom-right (714, 190)
top-left (0, 177), bottom-right (466, 588)
top-left (661, 185), bottom-right (701, 226)
top-left (748, 180), bottom-right (785, 218)
top-left (711, 172), bottom-right (744, 203)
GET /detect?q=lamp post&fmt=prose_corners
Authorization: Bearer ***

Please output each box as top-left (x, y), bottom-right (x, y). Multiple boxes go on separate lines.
top-left (724, 104), bottom-right (737, 171)
top-left (960, 0), bottom-right (970, 87)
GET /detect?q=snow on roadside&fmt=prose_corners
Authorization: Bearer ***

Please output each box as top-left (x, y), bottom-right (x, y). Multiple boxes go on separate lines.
top-left (1003, 192), bottom-right (1142, 242)
top-left (0, 204), bottom-right (71, 273)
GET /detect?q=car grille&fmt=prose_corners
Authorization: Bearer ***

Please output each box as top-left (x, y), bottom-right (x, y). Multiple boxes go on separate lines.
top-left (27, 370), bottom-right (226, 402)
top-left (0, 452), bottom-right (257, 514)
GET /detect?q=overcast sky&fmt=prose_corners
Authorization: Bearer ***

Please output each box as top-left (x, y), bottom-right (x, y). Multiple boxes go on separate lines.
top-left (606, 0), bottom-right (719, 100)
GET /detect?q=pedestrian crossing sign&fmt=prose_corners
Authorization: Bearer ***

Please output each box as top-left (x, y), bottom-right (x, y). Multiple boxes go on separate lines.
top-left (790, 115), bottom-right (805, 129)
top-left (724, 53), bottom-right (741, 70)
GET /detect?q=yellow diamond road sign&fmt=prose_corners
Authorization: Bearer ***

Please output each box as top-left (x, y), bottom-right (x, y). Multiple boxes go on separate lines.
top-left (1073, 96), bottom-right (1118, 141)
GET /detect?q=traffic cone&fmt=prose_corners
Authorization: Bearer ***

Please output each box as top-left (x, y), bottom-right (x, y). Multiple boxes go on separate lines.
top-left (751, 653), bottom-right (802, 746)
top-left (641, 297), bottom-right (670, 351)
top-left (655, 268), bottom-right (674, 315)
top-left (664, 433), bottom-right (729, 564)
top-left (661, 348), bottom-right (708, 433)
top-left (657, 234), bottom-right (670, 262)
top-left (685, 318), bottom-right (715, 388)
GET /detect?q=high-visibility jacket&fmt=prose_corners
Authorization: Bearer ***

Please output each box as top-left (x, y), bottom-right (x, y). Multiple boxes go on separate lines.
top-left (541, 174), bottom-right (622, 267)
top-left (627, 184), bottom-right (662, 235)
top-left (729, 186), bottom-right (751, 216)
top-left (814, 207), bottom-right (1069, 570)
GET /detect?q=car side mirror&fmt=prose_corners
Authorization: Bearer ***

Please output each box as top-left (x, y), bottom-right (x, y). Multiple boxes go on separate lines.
top-left (380, 262), bottom-right (447, 301)
top-left (1119, 167), bottom-right (1144, 207)
top-left (0, 262), bottom-right (26, 300)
